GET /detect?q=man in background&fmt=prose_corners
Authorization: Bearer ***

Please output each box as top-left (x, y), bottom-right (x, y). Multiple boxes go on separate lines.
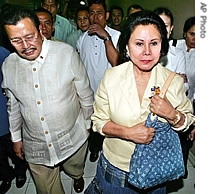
top-left (77, 0), bottom-right (120, 162)
top-left (41, 0), bottom-right (75, 42)
top-left (35, 7), bottom-right (55, 40)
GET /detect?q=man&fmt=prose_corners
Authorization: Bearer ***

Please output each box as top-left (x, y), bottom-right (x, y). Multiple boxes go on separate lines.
top-left (77, 0), bottom-right (120, 162)
top-left (41, 0), bottom-right (75, 42)
top-left (126, 4), bottom-right (144, 18)
top-left (0, 46), bottom-right (27, 194)
top-left (1, 5), bottom-right (93, 194)
top-left (34, 7), bottom-right (55, 40)
top-left (109, 5), bottom-right (124, 32)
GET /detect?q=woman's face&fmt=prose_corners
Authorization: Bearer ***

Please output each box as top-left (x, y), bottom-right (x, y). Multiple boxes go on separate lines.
top-left (185, 25), bottom-right (195, 50)
top-left (127, 24), bottom-right (162, 71)
top-left (159, 14), bottom-right (173, 39)
top-left (77, 10), bottom-right (90, 32)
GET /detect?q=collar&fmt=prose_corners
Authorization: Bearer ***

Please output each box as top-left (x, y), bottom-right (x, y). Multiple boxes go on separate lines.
top-left (35, 37), bottom-right (49, 65)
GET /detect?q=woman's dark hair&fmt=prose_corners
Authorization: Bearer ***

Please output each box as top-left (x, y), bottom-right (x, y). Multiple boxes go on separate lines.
top-left (183, 16), bottom-right (195, 37)
top-left (118, 10), bottom-right (169, 64)
top-left (153, 7), bottom-right (174, 26)
top-left (1, 4), bottom-right (40, 31)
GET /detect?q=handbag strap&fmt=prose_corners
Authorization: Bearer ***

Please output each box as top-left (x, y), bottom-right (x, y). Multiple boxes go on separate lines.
top-left (159, 72), bottom-right (176, 98)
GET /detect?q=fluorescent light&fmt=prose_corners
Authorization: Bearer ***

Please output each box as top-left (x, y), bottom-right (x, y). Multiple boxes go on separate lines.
top-left (80, 1), bottom-right (85, 5)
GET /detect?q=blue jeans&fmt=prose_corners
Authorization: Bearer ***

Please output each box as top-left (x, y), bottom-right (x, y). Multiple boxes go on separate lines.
top-left (85, 153), bottom-right (166, 194)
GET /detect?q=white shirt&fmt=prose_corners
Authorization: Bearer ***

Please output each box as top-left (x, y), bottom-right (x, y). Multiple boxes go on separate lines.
top-left (76, 25), bottom-right (121, 94)
top-left (170, 39), bottom-right (195, 103)
top-left (1, 38), bottom-right (94, 166)
top-left (161, 40), bottom-right (189, 92)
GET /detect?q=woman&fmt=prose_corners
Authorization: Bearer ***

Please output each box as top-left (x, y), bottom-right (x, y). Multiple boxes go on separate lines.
top-left (153, 7), bottom-right (188, 91)
top-left (85, 11), bottom-right (195, 194)
top-left (171, 16), bottom-right (195, 179)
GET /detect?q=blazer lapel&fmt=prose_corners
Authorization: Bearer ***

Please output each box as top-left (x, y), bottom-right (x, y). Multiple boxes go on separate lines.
top-left (119, 63), bottom-right (141, 119)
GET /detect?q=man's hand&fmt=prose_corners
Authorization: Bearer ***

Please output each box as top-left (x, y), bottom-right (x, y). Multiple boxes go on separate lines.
top-left (13, 141), bottom-right (25, 160)
top-left (88, 24), bottom-right (109, 40)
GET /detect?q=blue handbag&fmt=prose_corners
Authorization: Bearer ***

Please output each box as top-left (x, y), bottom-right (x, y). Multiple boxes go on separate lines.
top-left (128, 72), bottom-right (185, 189)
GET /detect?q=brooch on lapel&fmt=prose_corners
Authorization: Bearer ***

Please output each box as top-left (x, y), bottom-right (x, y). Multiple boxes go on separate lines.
top-left (149, 86), bottom-right (160, 98)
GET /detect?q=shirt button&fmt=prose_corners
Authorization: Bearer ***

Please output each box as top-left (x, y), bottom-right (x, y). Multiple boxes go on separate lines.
top-left (48, 144), bottom-right (52, 147)
top-left (35, 84), bottom-right (38, 88)
top-left (41, 117), bottom-right (44, 121)
top-left (37, 101), bottom-right (41, 105)
top-left (33, 68), bottom-right (36, 71)
top-left (45, 131), bottom-right (48, 134)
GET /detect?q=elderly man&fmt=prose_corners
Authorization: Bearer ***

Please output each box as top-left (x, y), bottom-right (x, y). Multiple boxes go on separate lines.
top-left (1, 5), bottom-right (93, 194)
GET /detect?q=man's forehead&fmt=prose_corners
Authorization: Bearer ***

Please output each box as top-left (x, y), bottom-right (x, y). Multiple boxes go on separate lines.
top-left (90, 4), bottom-right (105, 11)
top-left (44, 0), bottom-right (57, 4)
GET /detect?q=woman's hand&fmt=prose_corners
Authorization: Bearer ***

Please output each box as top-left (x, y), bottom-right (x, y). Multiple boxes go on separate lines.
top-left (149, 94), bottom-right (175, 121)
top-left (128, 122), bottom-right (155, 144)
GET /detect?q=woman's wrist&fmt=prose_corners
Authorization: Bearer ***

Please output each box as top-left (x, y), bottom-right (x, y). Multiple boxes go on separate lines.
top-left (168, 110), bottom-right (181, 126)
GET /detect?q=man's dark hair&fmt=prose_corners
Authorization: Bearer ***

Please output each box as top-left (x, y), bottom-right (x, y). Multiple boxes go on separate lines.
top-left (41, 0), bottom-right (60, 6)
top-left (87, 0), bottom-right (107, 11)
top-left (34, 7), bottom-right (54, 22)
top-left (1, 4), bottom-right (40, 31)
top-left (127, 4), bottom-right (144, 16)
top-left (110, 5), bottom-right (124, 18)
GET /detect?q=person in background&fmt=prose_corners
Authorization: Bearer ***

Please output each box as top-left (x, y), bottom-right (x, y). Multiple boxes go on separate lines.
top-left (169, 17), bottom-right (195, 105)
top-left (0, 3), bottom-right (15, 53)
top-left (66, 5), bottom-right (90, 49)
top-left (153, 7), bottom-right (189, 92)
top-left (0, 46), bottom-right (27, 194)
top-left (126, 4), bottom-right (144, 18)
top-left (109, 5), bottom-right (124, 32)
top-left (84, 10), bottom-right (195, 194)
top-left (34, 7), bottom-right (55, 40)
top-left (169, 16), bottom-right (195, 179)
top-left (61, 1), bottom-right (77, 30)
top-left (1, 5), bottom-right (93, 194)
top-left (77, 0), bottom-right (121, 163)
top-left (41, 0), bottom-right (75, 42)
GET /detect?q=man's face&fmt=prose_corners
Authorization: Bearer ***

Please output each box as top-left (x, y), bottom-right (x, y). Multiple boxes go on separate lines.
top-left (41, 0), bottom-right (59, 19)
top-left (5, 18), bottom-right (43, 61)
top-left (89, 4), bottom-right (108, 28)
top-left (36, 11), bottom-right (54, 39)
top-left (111, 9), bottom-right (123, 26)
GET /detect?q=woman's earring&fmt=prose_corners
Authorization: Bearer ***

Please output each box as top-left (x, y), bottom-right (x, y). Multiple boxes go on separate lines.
top-left (126, 47), bottom-right (130, 60)
top-left (126, 52), bottom-right (130, 60)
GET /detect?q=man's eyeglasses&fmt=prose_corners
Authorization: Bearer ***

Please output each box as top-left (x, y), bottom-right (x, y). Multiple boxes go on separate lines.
top-left (10, 34), bottom-right (38, 47)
